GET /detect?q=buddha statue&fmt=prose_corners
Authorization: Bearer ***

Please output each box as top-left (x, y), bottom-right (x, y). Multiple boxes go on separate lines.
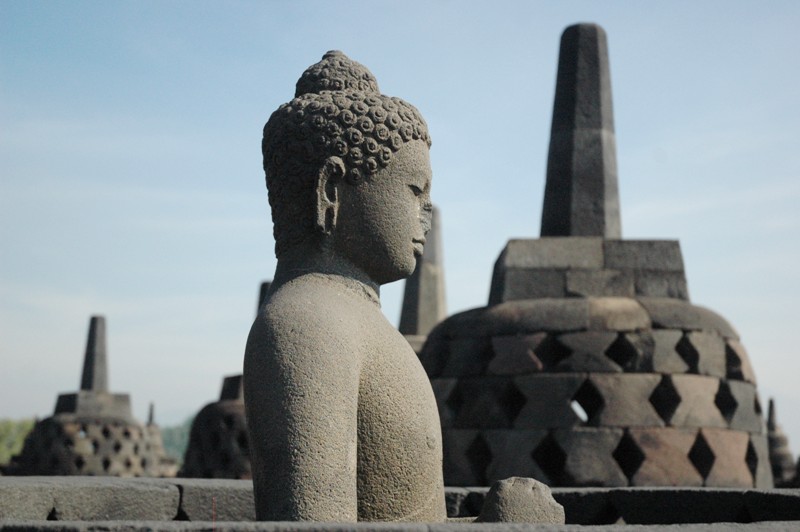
top-left (244, 51), bottom-right (563, 523)
top-left (244, 51), bottom-right (443, 522)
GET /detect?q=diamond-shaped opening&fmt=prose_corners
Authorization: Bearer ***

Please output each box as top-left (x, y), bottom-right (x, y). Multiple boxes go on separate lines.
top-left (714, 380), bottom-right (738, 423)
top-left (605, 333), bottom-right (639, 370)
top-left (466, 433), bottom-right (491, 486)
top-left (534, 334), bottom-right (572, 368)
top-left (74, 455), bottom-right (85, 470)
top-left (498, 380), bottom-right (527, 426)
top-left (613, 431), bottom-right (645, 483)
top-left (571, 379), bottom-right (604, 424)
top-left (675, 333), bottom-right (700, 373)
top-left (531, 433), bottom-right (566, 485)
top-left (725, 343), bottom-right (745, 380)
top-left (745, 440), bottom-right (758, 482)
top-left (754, 396), bottom-right (762, 416)
top-left (688, 432), bottom-right (715, 480)
top-left (649, 375), bottom-right (682, 424)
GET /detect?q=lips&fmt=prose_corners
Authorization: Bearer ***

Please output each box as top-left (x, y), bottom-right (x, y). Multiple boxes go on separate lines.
top-left (412, 238), bottom-right (426, 257)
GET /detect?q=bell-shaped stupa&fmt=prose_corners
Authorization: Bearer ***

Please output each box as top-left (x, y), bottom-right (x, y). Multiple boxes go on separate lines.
top-left (420, 23), bottom-right (772, 488)
top-left (6, 316), bottom-right (173, 477)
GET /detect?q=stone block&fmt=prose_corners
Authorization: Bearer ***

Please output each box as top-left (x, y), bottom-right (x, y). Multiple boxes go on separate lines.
top-left (633, 271), bottom-right (689, 300)
top-left (482, 429), bottom-right (548, 484)
top-left (726, 339), bottom-right (757, 384)
top-left (566, 269), bottom-right (634, 298)
top-left (498, 238), bottom-right (604, 269)
top-left (441, 336), bottom-right (492, 378)
top-left (513, 374), bottom-right (587, 428)
top-left (748, 433), bottom-right (774, 489)
top-left (550, 489), bottom-right (620, 525)
top-left (174, 479), bottom-right (255, 521)
top-left (430, 378), bottom-right (458, 428)
top-left (608, 488), bottom-right (746, 524)
top-left (627, 427), bottom-right (703, 486)
top-left (587, 297), bottom-right (650, 332)
top-left (587, 374), bottom-right (663, 427)
top-left (0, 478), bottom-right (55, 519)
top-left (441, 429), bottom-right (485, 486)
top-left (552, 427), bottom-right (627, 486)
top-left (449, 377), bottom-right (526, 429)
top-left (745, 489), bottom-right (800, 521)
top-left (0, 478), bottom-right (179, 521)
top-left (651, 330), bottom-right (687, 373)
top-left (555, 331), bottom-right (620, 372)
top-left (685, 331), bottom-right (726, 378)
top-left (701, 428), bottom-right (753, 487)
top-left (487, 333), bottom-right (548, 375)
top-left (637, 298), bottom-right (739, 340)
top-left (489, 268), bottom-right (566, 304)
top-left (669, 375), bottom-right (727, 429)
top-left (442, 299), bottom-right (590, 338)
top-left (727, 381), bottom-right (763, 433)
top-left (603, 240), bottom-right (685, 271)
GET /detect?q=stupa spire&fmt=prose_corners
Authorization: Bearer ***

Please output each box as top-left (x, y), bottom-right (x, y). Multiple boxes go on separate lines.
top-left (540, 23), bottom-right (621, 238)
top-left (80, 315), bottom-right (108, 392)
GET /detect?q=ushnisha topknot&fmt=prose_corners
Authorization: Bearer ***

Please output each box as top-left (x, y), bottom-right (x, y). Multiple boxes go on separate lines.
top-left (263, 51), bottom-right (431, 257)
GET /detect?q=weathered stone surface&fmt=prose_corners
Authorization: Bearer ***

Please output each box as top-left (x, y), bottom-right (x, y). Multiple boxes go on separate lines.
top-left (0, 477), bottom-right (179, 521)
top-left (448, 377), bottom-right (526, 429)
top-left (726, 381), bottom-right (762, 433)
top-left (540, 24), bottom-right (619, 238)
top-left (555, 331), bottom-right (620, 372)
top-left (745, 489), bottom-right (800, 521)
top-left (487, 333), bottom-right (548, 375)
top-left (588, 374), bottom-right (663, 427)
top-left (633, 270), bottom-right (689, 300)
top-left (587, 297), bottom-right (649, 331)
top-left (496, 238), bottom-right (605, 269)
top-left (685, 331), bottom-right (726, 378)
top-left (651, 330), bottom-right (687, 373)
top-left (749, 432), bottom-right (775, 489)
top-left (701, 428), bottom-right (752, 487)
top-left (476, 477), bottom-right (565, 524)
top-left (565, 269), bottom-right (634, 298)
top-left (553, 427), bottom-right (627, 486)
top-left (490, 268), bottom-right (566, 303)
top-left (174, 478), bottom-right (255, 521)
top-left (608, 488), bottom-right (746, 524)
top-left (441, 430), bottom-right (483, 486)
top-left (637, 298), bottom-right (739, 340)
top-left (513, 374), bottom-right (587, 428)
top-left (669, 375), bottom-right (727, 429)
top-left (246, 51), bottom-right (445, 521)
top-left (80, 316), bottom-right (108, 393)
top-left (482, 429), bottom-right (548, 484)
top-left (603, 240), bottom-right (685, 271)
top-left (726, 338), bottom-right (757, 384)
top-left (441, 336), bottom-right (493, 377)
top-left (627, 428), bottom-right (703, 486)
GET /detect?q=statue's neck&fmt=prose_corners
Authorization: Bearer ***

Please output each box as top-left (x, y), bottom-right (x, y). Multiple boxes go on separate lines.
top-left (272, 244), bottom-right (381, 306)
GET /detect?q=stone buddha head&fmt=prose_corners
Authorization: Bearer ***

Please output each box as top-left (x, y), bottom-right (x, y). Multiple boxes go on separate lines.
top-left (262, 51), bottom-right (433, 285)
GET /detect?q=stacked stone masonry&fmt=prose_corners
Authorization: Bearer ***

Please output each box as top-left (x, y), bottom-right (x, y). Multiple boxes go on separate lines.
top-left (421, 296), bottom-right (770, 488)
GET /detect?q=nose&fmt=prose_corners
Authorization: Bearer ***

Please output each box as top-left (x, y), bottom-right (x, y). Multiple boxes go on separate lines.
top-left (420, 201), bottom-right (433, 236)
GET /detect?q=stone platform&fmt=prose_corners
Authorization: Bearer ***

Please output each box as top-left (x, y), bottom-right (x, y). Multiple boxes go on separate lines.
top-left (1, 478), bottom-right (799, 530)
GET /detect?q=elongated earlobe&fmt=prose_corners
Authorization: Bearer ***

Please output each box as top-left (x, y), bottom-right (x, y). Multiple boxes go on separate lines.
top-left (315, 156), bottom-right (345, 234)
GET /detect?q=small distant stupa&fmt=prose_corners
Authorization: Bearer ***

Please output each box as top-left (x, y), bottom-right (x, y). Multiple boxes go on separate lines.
top-left (766, 399), bottom-right (796, 487)
top-left (400, 205), bottom-right (447, 354)
top-left (420, 24), bottom-right (772, 489)
top-left (5, 316), bottom-right (173, 476)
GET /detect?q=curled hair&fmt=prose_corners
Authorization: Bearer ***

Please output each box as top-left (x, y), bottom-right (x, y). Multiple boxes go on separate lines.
top-left (263, 51), bottom-right (431, 257)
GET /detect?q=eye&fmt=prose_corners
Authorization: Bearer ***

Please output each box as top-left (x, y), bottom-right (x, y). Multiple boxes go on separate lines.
top-left (408, 185), bottom-right (423, 197)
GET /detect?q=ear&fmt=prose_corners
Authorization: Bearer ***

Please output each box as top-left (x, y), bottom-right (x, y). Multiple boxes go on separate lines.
top-left (315, 156), bottom-right (346, 234)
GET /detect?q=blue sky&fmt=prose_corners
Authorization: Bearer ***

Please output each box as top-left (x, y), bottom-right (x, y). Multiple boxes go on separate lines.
top-left (1, 2), bottom-right (799, 452)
